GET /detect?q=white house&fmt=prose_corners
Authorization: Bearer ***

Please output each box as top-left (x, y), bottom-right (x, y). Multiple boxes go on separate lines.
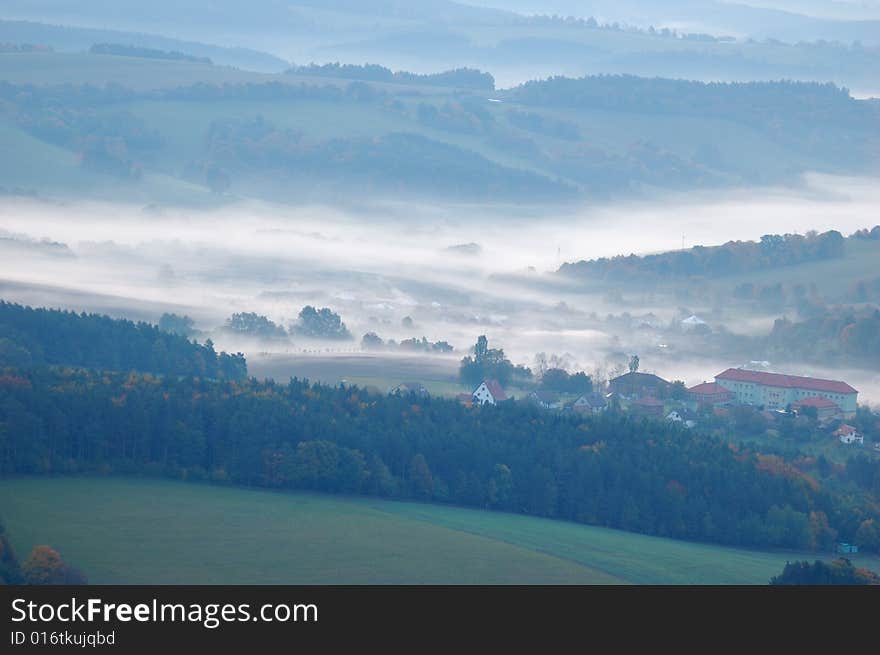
top-left (834, 424), bottom-right (864, 445)
top-left (472, 379), bottom-right (507, 406)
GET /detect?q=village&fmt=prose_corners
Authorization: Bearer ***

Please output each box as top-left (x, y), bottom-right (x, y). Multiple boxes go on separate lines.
top-left (390, 364), bottom-right (880, 455)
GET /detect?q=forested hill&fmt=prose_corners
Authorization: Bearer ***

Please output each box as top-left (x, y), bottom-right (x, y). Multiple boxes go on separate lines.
top-left (507, 76), bottom-right (873, 125)
top-left (506, 77), bottom-right (880, 167)
top-left (558, 228), bottom-right (852, 281)
top-left (1, 366), bottom-right (878, 553)
top-left (1, 60), bottom-right (877, 202)
top-left (0, 301), bottom-right (246, 379)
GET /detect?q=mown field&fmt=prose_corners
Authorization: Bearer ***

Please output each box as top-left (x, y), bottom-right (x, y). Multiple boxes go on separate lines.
top-left (4, 477), bottom-right (877, 584)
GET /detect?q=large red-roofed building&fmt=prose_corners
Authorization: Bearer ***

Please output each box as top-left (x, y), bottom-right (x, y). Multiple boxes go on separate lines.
top-left (687, 382), bottom-right (735, 407)
top-left (714, 368), bottom-right (857, 418)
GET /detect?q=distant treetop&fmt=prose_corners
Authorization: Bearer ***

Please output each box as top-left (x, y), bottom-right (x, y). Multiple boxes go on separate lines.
top-left (287, 62), bottom-right (495, 91)
top-left (291, 306), bottom-right (352, 340)
top-left (90, 43), bottom-right (211, 64)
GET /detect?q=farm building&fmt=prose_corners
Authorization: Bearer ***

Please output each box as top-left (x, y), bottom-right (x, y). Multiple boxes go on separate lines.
top-left (714, 368), bottom-right (857, 418)
top-left (609, 372), bottom-right (671, 399)
top-left (572, 392), bottom-right (608, 415)
top-left (834, 424), bottom-right (864, 445)
top-left (687, 382), bottom-right (735, 409)
top-left (792, 396), bottom-right (842, 422)
top-left (472, 379), bottom-right (507, 406)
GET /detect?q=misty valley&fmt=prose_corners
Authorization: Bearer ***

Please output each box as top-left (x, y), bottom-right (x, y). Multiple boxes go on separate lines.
top-left (1, 0), bottom-right (879, 590)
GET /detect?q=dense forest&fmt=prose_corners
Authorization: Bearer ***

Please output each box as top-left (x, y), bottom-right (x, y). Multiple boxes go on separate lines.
top-left (0, 302), bottom-right (246, 379)
top-left (1, 71), bottom-right (877, 200)
top-left (89, 43), bottom-right (212, 64)
top-left (766, 309), bottom-right (880, 367)
top-left (509, 76), bottom-right (878, 130)
top-left (1, 304), bottom-right (879, 554)
top-left (559, 229), bottom-right (848, 281)
top-left (287, 63), bottom-right (494, 90)
top-left (1, 364), bottom-right (878, 553)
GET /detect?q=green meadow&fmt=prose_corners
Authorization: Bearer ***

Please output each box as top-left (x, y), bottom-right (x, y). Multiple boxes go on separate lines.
top-left (4, 477), bottom-right (876, 584)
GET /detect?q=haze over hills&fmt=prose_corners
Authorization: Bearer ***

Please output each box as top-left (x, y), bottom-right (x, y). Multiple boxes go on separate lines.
top-left (0, 51), bottom-right (876, 205)
top-left (0, 19), bottom-right (289, 72)
top-left (2, 1), bottom-right (880, 587)
top-left (469, 1), bottom-right (880, 42)
top-left (2, 1), bottom-right (879, 92)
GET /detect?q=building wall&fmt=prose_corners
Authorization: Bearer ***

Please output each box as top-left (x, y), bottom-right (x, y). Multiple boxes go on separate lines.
top-left (473, 383), bottom-right (495, 405)
top-left (715, 377), bottom-right (857, 417)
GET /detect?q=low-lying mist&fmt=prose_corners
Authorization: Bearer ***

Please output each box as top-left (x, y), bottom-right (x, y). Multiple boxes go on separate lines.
top-left (2, 172), bottom-right (878, 402)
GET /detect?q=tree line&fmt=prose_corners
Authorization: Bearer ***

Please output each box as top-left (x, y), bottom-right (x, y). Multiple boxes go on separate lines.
top-left (287, 63), bottom-right (494, 90)
top-left (0, 301), bottom-right (246, 379)
top-left (559, 229), bottom-right (848, 281)
top-left (2, 365), bottom-right (878, 553)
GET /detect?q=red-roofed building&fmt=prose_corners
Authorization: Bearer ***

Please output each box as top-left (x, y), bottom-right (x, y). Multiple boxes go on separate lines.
top-left (687, 382), bottom-right (734, 408)
top-left (472, 379), bottom-right (507, 406)
top-left (715, 368), bottom-right (857, 418)
top-left (792, 396), bottom-right (841, 422)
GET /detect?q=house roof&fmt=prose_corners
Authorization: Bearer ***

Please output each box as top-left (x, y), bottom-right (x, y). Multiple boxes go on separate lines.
top-left (610, 371), bottom-right (670, 386)
top-left (833, 424), bottom-right (859, 436)
top-left (479, 379), bottom-right (507, 401)
top-left (575, 392), bottom-right (607, 407)
top-left (688, 382), bottom-right (733, 396)
top-left (793, 396), bottom-right (839, 409)
top-left (715, 368), bottom-right (857, 394)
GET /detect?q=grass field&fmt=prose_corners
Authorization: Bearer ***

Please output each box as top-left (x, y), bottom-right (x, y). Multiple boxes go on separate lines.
top-left (4, 477), bottom-right (877, 584)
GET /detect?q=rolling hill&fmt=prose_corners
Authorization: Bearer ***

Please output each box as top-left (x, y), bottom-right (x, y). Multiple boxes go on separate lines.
top-left (6, 477), bottom-right (876, 584)
top-left (1, 2), bottom-right (878, 91)
top-left (0, 50), bottom-right (876, 204)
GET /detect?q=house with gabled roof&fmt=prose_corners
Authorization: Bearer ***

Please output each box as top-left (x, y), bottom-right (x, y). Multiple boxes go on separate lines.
top-left (472, 379), bottom-right (507, 406)
top-left (609, 372), bottom-right (670, 399)
top-left (572, 392), bottom-right (608, 415)
top-left (687, 381), bottom-right (734, 409)
top-left (834, 424), bottom-right (864, 445)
